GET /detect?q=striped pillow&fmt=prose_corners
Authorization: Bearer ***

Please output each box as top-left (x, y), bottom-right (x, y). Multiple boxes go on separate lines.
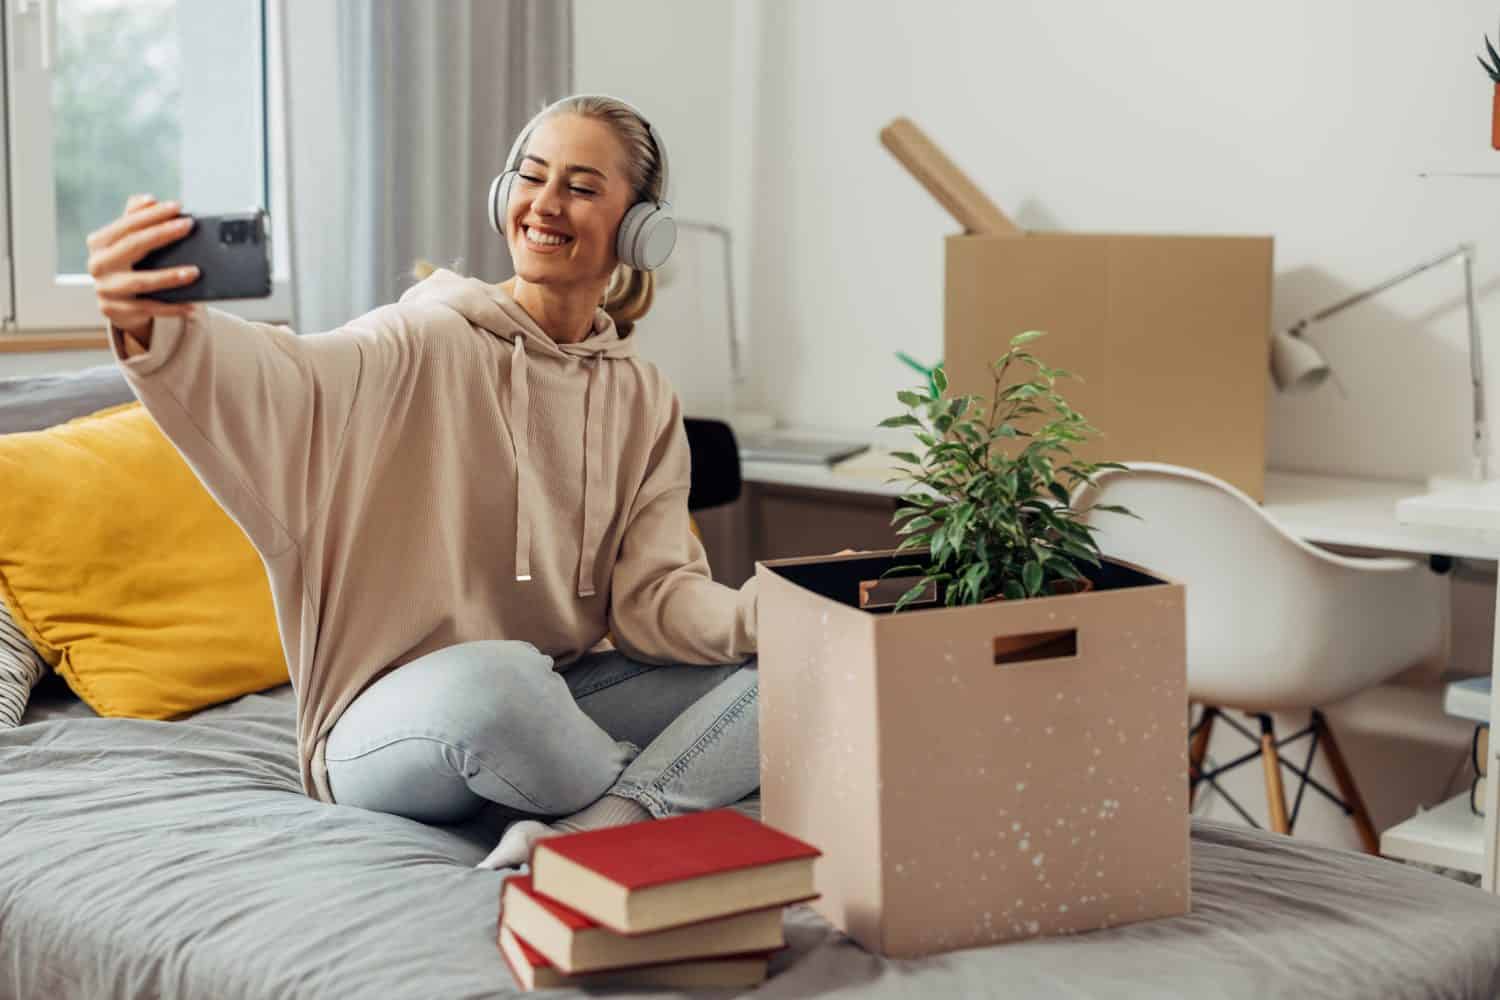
top-left (0, 598), bottom-right (47, 727)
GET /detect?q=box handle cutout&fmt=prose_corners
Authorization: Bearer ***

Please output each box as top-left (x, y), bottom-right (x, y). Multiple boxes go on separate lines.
top-left (994, 629), bottom-right (1078, 665)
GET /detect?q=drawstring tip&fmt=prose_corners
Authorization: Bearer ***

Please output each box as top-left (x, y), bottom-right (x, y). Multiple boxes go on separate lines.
top-left (577, 586), bottom-right (596, 598)
top-left (516, 574), bottom-right (531, 583)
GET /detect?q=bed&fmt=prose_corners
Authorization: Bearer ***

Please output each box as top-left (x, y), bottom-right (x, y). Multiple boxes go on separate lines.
top-left (6, 673), bottom-right (1500, 999)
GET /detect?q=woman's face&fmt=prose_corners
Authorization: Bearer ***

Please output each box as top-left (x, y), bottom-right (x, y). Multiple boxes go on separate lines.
top-left (505, 113), bottom-right (635, 291)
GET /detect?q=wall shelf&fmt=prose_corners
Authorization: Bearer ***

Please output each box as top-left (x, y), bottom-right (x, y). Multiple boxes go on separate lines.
top-left (1381, 792), bottom-right (1486, 875)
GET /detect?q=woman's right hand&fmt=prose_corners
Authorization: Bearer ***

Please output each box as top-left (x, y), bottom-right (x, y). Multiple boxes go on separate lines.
top-left (87, 193), bottom-right (201, 339)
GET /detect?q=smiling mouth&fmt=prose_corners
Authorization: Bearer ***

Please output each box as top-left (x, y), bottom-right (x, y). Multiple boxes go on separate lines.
top-left (523, 225), bottom-right (573, 249)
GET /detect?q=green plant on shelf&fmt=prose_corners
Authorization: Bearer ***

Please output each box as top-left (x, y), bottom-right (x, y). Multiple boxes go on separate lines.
top-left (878, 331), bottom-right (1137, 613)
top-left (1479, 33), bottom-right (1500, 82)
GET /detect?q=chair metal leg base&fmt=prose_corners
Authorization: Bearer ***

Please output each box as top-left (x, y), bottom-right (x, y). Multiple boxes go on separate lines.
top-left (1189, 705), bottom-right (1380, 852)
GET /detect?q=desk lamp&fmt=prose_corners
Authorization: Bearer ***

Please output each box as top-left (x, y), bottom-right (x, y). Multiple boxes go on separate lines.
top-left (1270, 244), bottom-right (1490, 481)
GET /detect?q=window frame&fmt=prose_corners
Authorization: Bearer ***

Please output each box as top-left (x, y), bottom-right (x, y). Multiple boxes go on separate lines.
top-left (1, 0), bottom-right (293, 335)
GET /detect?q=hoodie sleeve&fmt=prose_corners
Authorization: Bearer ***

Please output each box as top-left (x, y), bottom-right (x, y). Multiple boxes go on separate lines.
top-left (607, 392), bottom-right (757, 666)
top-left (109, 306), bottom-right (404, 556)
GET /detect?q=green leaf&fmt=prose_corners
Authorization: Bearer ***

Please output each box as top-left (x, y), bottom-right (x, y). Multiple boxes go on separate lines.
top-left (1010, 330), bottom-right (1047, 346)
top-left (890, 451), bottom-right (922, 466)
top-left (896, 390), bottom-right (925, 408)
top-left (878, 414), bottom-right (922, 429)
top-left (932, 366), bottom-right (948, 393)
top-left (1022, 560), bottom-right (1043, 595)
top-left (1091, 503), bottom-right (1141, 519)
top-left (895, 351), bottom-right (935, 376)
top-left (896, 533), bottom-right (931, 553)
top-left (892, 579), bottom-right (934, 614)
top-left (1047, 481), bottom-right (1071, 505)
top-left (899, 515), bottom-right (936, 534)
top-left (1049, 559), bottom-right (1085, 582)
top-left (1003, 579), bottom-right (1026, 600)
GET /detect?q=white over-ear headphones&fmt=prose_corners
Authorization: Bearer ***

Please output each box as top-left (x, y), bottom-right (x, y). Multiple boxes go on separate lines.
top-left (487, 95), bottom-right (676, 272)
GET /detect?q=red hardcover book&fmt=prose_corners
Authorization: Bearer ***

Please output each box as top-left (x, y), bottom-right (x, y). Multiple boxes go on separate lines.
top-left (498, 924), bottom-right (771, 992)
top-left (528, 808), bottom-right (821, 934)
top-left (501, 874), bottom-right (784, 973)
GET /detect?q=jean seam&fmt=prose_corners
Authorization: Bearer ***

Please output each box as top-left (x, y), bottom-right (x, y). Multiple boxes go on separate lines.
top-left (571, 663), bottom-right (663, 699)
top-left (635, 683), bottom-right (758, 805)
top-left (325, 733), bottom-right (549, 811)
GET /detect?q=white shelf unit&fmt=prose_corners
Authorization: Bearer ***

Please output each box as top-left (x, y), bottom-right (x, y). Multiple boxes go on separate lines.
top-left (1381, 792), bottom-right (1486, 875)
top-left (1380, 677), bottom-right (1490, 882)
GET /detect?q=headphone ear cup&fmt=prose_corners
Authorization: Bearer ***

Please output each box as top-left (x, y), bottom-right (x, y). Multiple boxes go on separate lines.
top-left (488, 171), bottom-right (515, 239)
top-left (616, 202), bottom-right (677, 271)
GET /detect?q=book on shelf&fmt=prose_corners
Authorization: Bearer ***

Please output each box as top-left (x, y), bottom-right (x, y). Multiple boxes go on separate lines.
top-left (1444, 676), bottom-right (1492, 724)
top-left (1473, 775), bottom-right (1488, 818)
top-left (500, 874), bottom-right (785, 974)
top-left (1475, 723), bottom-right (1490, 778)
top-left (528, 808), bottom-right (822, 935)
top-left (498, 924), bottom-right (771, 992)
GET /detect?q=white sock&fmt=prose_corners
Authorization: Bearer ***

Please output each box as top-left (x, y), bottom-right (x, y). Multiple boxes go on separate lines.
top-left (475, 819), bottom-right (552, 871)
top-left (553, 793), bottom-right (652, 835)
top-left (473, 795), bottom-right (653, 871)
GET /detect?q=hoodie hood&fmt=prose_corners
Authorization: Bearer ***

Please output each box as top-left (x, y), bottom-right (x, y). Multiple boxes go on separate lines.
top-left (399, 269), bottom-right (637, 599)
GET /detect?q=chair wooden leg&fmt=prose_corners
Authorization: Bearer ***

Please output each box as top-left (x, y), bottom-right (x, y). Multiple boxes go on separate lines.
top-left (1313, 710), bottom-right (1380, 855)
top-left (1258, 715), bottom-right (1291, 835)
top-left (1188, 705), bottom-right (1216, 807)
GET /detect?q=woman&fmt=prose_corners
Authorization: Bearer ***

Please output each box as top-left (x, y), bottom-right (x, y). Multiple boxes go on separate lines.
top-left (86, 95), bottom-right (759, 870)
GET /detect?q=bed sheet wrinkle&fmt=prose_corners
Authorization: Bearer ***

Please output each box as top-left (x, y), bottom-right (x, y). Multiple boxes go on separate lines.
top-left (4, 684), bottom-right (1500, 998)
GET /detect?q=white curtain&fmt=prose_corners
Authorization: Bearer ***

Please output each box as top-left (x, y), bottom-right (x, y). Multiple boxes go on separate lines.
top-left (283, 1), bottom-right (571, 333)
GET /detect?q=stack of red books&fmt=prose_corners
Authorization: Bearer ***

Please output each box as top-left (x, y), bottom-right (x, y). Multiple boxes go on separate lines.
top-left (497, 809), bottom-right (821, 991)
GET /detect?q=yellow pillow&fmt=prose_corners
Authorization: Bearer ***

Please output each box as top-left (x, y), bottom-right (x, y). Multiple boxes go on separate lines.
top-left (0, 401), bottom-right (288, 719)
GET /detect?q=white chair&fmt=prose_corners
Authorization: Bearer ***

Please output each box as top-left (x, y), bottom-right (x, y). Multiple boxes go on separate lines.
top-left (1072, 462), bottom-right (1447, 852)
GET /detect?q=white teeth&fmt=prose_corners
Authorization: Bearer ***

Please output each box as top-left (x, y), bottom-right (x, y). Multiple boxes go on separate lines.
top-left (526, 227), bottom-right (570, 246)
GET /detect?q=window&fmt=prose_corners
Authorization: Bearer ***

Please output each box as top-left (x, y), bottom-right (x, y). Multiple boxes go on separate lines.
top-left (3, 0), bottom-right (291, 332)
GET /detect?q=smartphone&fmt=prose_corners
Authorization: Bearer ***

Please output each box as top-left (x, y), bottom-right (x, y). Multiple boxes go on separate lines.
top-left (135, 209), bottom-right (273, 302)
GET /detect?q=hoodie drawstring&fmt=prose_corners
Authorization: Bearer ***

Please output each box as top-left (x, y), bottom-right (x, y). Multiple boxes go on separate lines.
top-left (509, 337), bottom-right (610, 599)
top-left (576, 356), bottom-right (607, 598)
top-left (509, 337), bottom-right (533, 583)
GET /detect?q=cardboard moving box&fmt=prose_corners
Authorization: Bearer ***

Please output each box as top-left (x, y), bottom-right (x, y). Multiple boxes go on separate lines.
top-left (945, 232), bottom-right (1274, 501)
top-left (757, 551), bottom-right (1189, 958)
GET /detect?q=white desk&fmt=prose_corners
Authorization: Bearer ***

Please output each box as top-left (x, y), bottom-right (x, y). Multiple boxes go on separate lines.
top-left (740, 455), bottom-right (1500, 887)
top-left (743, 457), bottom-right (1500, 557)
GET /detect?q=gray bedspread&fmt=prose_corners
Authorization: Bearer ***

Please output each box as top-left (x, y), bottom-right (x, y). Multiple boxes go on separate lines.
top-left (5, 677), bottom-right (1500, 999)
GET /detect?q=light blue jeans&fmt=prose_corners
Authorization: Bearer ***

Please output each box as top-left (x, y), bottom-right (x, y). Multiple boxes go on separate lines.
top-left (323, 640), bottom-right (759, 825)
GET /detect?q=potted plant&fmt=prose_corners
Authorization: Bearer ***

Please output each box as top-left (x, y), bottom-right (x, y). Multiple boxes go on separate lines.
top-left (1479, 33), bottom-right (1500, 150)
top-left (878, 330), bottom-right (1135, 614)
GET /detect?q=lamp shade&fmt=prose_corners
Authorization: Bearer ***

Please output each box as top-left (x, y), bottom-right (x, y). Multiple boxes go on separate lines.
top-left (1270, 330), bottom-right (1331, 392)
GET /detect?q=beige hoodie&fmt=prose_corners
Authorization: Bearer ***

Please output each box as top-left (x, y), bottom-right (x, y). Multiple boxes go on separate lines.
top-left (109, 270), bottom-right (757, 802)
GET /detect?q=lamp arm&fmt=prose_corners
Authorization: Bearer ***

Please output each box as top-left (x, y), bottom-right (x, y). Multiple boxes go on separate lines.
top-left (1283, 243), bottom-right (1489, 480)
top-left (1291, 245), bottom-right (1476, 331)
